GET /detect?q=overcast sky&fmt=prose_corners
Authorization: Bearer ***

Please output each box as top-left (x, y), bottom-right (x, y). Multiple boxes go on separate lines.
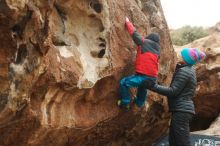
top-left (160, 0), bottom-right (220, 29)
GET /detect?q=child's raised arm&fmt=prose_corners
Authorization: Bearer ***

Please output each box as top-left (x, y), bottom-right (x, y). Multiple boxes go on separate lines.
top-left (125, 17), bottom-right (143, 46)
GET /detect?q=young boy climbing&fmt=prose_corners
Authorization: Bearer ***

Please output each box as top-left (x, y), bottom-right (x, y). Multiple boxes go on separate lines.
top-left (118, 17), bottom-right (160, 110)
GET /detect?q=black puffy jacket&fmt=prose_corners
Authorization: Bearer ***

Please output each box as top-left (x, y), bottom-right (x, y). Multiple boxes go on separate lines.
top-left (152, 64), bottom-right (196, 114)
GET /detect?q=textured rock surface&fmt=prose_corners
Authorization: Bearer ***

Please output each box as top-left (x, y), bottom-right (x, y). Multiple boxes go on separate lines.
top-left (0, 0), bottom-right (175, 145)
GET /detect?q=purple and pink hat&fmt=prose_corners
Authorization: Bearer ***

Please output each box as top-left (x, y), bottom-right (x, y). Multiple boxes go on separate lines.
top-left (181, 48), bottom-right (206, 65)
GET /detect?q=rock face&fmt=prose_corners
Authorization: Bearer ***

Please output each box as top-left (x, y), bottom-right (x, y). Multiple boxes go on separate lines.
top-left (0, 0), bottom-right (175, 145)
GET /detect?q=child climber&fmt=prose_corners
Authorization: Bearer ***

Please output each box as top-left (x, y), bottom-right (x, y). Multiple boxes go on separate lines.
top-left (118, 17), bottom-right (160, 110)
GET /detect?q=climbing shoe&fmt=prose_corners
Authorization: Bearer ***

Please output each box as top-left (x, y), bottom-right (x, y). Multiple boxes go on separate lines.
top-left (117, 100), bottom-right (130, 111)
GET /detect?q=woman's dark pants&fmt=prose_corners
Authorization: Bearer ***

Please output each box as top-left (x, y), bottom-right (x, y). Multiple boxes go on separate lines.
top-left (169, 112), bottom-right (193, 146)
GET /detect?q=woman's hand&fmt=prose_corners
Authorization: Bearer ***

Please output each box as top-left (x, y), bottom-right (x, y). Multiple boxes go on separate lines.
top-left (140, 79), bottom-right (156, 89)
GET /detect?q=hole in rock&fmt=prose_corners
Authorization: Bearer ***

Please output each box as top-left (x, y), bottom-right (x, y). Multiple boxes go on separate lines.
top-left (98, 37), bottom-right (105, 42)
top-left (0, 94), bottom-right (8, 112)
top-left (11, 25), bottom-right (21, 35)
top-left (190, 115), bottom-right (218, 131)
top-left (90, 2), bottom-right (102, 13)
top-left (99, 43), bottom-right (106, 48)
top-left (15, 44), bottom-right (27, 64)
top-left (11, 10), bottom-right (33, 38)
top-left (98, 49), bottom-right (105, 58)
top-left (52, 36), bottom-right (70, 46)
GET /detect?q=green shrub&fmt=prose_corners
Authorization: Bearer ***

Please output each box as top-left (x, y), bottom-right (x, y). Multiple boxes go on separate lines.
top-left (171, 26), bottom-right (208, 46)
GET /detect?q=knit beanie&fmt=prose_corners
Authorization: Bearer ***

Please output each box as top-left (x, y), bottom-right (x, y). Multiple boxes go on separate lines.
top-left (145, 32), bottom-right (160, 43)
top-left (181, 48), bottom-right (206, 65)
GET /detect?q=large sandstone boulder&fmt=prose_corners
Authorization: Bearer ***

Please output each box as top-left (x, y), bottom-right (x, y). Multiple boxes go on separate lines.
top-left (0, 0), bottom-right (175, 145)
